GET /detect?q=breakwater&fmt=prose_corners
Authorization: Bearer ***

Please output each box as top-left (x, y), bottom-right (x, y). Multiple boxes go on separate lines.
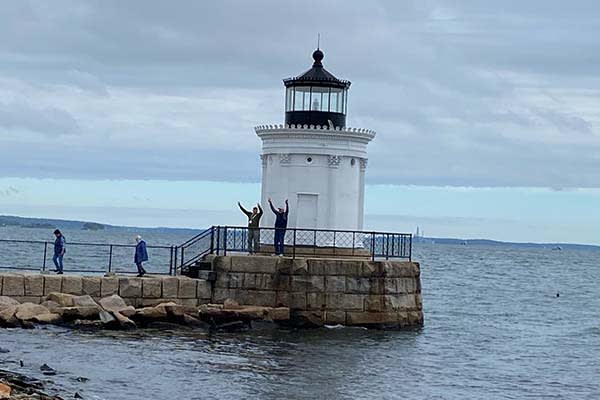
top-left (0, 255), bottom-right (423, 329)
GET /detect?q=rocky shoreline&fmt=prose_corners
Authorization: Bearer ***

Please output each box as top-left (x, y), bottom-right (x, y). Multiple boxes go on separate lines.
top-left (0, 294), bottom-right (289, 332)
top-left (0, 368), bottom-right (61, 400)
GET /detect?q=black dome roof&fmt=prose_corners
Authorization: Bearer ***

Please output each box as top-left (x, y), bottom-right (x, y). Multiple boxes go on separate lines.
top-left (283, 49), bottom-right (351, 89)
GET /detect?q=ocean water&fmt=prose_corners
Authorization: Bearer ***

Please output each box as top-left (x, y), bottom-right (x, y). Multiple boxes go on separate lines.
top-left (0, 226), bottom-right (194, 275)
top-left (2, 233), bottom-right (600, 399)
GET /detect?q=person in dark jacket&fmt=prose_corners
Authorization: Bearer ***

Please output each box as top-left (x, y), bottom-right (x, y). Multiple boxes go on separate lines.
top-left (238, 202), bottom-right (263, 254)
top-left (134, 235), bottom-right (149, 277)
top-left (52, 229), bottom-right (66, 274)
top-left (268, 198), bottom-right (289, 256)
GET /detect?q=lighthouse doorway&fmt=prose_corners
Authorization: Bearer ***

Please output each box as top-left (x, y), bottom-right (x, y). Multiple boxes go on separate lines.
top-left (296, 193), bottom-right (318, 229)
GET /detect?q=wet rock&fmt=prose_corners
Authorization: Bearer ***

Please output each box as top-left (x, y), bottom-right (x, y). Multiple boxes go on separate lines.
top-left (98, 310), bottom-right (117, 325)
top-left (98, 310), bottom-right (116, 325)
top-left (0, 348), bottom-right (9, 354)
top-left (32, 313), bottom-right (62, 325)
top-left (73, 319), bottom-right (104, 330)
top-left (182, 314), bottom-right (209, 328)
top-left (214, 320), bottom-right (250, 331)
top-left (74, 391), bottom-right (84, 398)
top-left (40, 363), bottom-right (56, 376)
top-left (0, 305), bottom-right (18, 328)
top-left (112, 311), bottom-right (136, 330)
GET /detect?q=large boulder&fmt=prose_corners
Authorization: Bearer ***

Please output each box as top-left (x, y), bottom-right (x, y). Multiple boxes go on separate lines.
top-left (99, 310), bottom-right (117, 325)
top-left (0, 382), bottom-right (11, 399)
top-left (40, 300), bottom-right (64, 315)
top-left (112, 311), bottom-right (136, 330)
top-left (14, 303), bottom-right (51, 322)
top-left (45, 293), bottom-right (75, 307)
top-left (99, 295), bottom-right (136, 317)
top-left (134, 306), bottom-right (168, 321)
top-left (61, 306), bottom-right (100, 319)
top-left (60, 295), bottom-right (101, 319)
top-left (32, 313), bottom-right (62, 325)
top-left (0, 305), bottom-right (19, 327)
top-left (0, 296), bottom-right (19, 311)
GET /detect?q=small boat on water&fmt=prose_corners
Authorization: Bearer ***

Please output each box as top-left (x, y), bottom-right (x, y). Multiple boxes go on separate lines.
top-left (552, 246), bottom-right (562, 251)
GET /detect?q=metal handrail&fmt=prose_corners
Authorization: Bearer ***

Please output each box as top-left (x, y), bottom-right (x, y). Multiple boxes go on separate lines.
top-left (0, 238), bottom-right (175, 275)
top-left (177, 225), bottom-right (412, 267)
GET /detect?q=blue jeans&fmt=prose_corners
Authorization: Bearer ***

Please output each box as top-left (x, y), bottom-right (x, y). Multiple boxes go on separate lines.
top-left (53, 254), bottom-right (64, 272)
top-left (274, 228), bottom-right (286, 255)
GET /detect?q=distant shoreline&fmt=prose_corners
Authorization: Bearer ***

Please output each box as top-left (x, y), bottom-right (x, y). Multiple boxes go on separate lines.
top-left (1, 214), bottom-right (598, 250)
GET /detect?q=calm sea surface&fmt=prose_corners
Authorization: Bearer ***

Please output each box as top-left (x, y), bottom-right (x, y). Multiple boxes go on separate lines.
top-left (1, 227), bottom-right (600, 399)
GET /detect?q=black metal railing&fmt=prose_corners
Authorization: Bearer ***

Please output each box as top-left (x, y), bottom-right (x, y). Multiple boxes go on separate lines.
top-left (1, 226), bottom-right (412, 276)
top-left (178, 225), bottom-right (412, 270)
top-left (0, 239), bottom-right (176, 275)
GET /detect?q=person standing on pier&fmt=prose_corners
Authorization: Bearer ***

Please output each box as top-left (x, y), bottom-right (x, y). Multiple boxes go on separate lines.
top-left (238, 202), bottom-right (263, 254)
top-left (268, 198), bottom-right (289, 256)
top-left (134, 235), bottom-right (148, 277)
top-left (52, 229), bottom-right (66, 274)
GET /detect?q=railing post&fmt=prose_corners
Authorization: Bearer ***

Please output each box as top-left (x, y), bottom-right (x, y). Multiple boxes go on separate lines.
top-left (42, 242), bottom-right (48, 271)
top-left (108, 244), bottom-right (113, 273)
top-left (180, 247), bottom-right (184, 274)
top-left (371, 232), bottom-right (376, 261)
top-left (223, 226), bottom-right (228, 256)
top-left (216, 226), bottom-right (221, 255)
top-left (385, 234), bottom-right (390, 260)
top-left (210, 226), bottom-right (215, 254)
top-left (352, 232), bottom-right (355, 256)
top-left (173, 246), bottom-right (179, 275)
top-left (391, 234), bottom-right (396, 258)
top-left (333, 231), bottom-right (336, 256)
top-left (409, 235), bottom-right (412, 261)
top-left (313, 229), bottom-right (317, 256)
top-left (169, 246), bottom-right (173, 276)
top-left (292, 229), bottom-right (296, 259)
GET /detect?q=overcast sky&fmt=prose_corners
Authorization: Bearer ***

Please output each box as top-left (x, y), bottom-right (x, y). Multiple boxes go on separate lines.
top-left (1, 1), bottom-right (599, 242)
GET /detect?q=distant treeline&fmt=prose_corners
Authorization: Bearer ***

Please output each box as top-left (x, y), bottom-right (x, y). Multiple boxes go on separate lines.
top-left (415, 236), bottom-right (600, 251)
top-left (0, 215), bottom-right (201, 235)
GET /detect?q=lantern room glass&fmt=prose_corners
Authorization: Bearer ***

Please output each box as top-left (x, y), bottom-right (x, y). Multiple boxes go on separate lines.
top-left (285, 86), bottom-right (348, 113)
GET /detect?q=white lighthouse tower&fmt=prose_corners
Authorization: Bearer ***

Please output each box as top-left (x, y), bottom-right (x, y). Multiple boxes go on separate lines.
top-left (255, 48), bottom-right (375, 232)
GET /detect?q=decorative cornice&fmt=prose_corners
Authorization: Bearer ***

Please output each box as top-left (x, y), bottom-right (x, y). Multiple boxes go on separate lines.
top-left (255, 124), bottom-right (376, 141)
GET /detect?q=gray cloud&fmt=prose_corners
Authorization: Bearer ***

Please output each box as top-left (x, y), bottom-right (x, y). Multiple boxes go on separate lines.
top-left (0, 101), bottom-right (80, 136)
top-left (0, 0), bottom-right (599, 187)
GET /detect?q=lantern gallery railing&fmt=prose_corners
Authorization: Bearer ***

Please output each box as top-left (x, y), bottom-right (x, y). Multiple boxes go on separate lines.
top-left (177, 226), bottom-right (412, 271)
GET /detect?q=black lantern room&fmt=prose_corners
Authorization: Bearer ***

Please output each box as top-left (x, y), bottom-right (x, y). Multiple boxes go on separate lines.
top-left (283, 49), bottom-right (351, 128)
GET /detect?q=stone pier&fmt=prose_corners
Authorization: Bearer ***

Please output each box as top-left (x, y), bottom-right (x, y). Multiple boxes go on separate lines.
top-left (209, 255), bottom-right (423, 329)
top-left (0, 255), bottom-right (423, 329)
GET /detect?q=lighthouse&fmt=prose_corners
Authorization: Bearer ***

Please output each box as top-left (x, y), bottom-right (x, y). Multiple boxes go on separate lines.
top-left (255, 48), bottom-right (375, 232)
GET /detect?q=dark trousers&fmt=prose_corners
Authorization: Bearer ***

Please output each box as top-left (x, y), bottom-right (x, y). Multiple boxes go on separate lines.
top-left (136, 262), bottom-right (146, 274)
top-left (248, 228), bottom-right (260, 253)
top-left (274, 228), bottom-right (286, 255)
top-left (52, 254), bottom-right (64, 272)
